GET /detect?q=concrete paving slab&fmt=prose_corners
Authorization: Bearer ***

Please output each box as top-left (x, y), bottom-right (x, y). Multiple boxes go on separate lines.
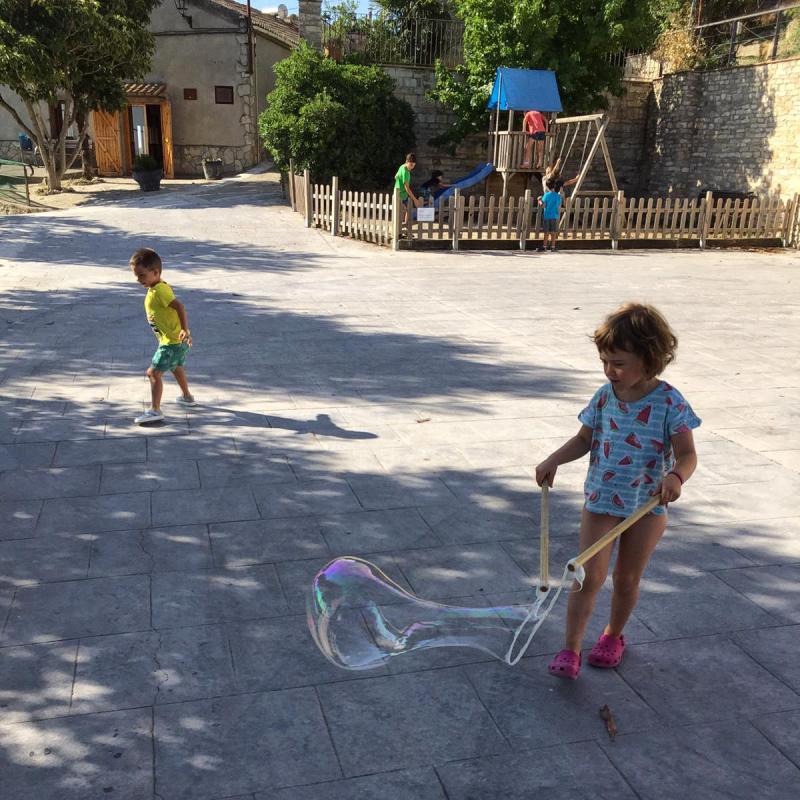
top-left (0, 499), bottom-right (42, 539)
top-left (150, 565), bottom-right (287, 628)
top-left (252, 478), bottom-right (362, 519)
top-left (0, 707), bottom-right (154, 800)
top-left (630, 571), bottom-right (779, 637)
top-left (228, 614), bottom-right (389, 691)
top-left (317, 669), bottom-right (509, 776)
top-left (435, 741), bottom-right (637, 799)
top-left (0, 464), bottom-right (101, 501)
top-left (154, 689), bottom-right (341, 800)
top-left (2, 574), bottom-right (150, 645)
top-left (209, 516), bottom-right (330, 566)
top-left (88, 525), bottom-right (212, 576)
top-left (618, 635), bottom-right (800, 725)
top-left (345, 474), bottom-right (456, 510)
top-left (318, 508), bottom-right (439, 555)
top-left (717, 516), bottom-right (800, 565)
top-left (0, 533), bottom-right (91, 587)
top-left (464, 657), bottom-right (659, 748)
top-left (146, 435), bottom-right (239, 462)
top-left (196, 454), bottom-right (296, 488)
top-left (99, 459), bottom-right (201, 494)
top-left (72, 625), bottom-right (236, 713)
top-left (13, 416), bottom-right (107, 442)
top-left (36, 491), bottom-right (150, 534)
top-left (732, 624), bottom-right (800, 692)
top-left (54, 436), bottom-right (146, 466)
top-left (0, 442), bottom-right (56, 471)
top-left (599, 719), bottom-right (800, 799)
top-left (151, 486), bottom-right (260, 527)
top-left (419, 505), bottom-right (537, 545)
top-left (716, 564), bottom-right (800, 623)
top-left (753, 709), bottom-right (800, 766)
top-left (0, 640), bottom-right (78, 723)
top-left (393, 542), bottom-right (533, 599)
top-left (265, 767), bottom-right (446, 800)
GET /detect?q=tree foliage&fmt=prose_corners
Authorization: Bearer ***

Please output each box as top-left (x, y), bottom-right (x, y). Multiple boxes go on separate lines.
top-left (259, 43), bottom-right (415, 189)
top-left (0, 0), bottom-right (158, 189)
top-left (429, 0), bottom-right (663, 146)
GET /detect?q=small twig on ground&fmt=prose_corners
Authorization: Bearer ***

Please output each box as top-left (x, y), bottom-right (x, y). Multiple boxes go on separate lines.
top-left (416, 417), bottom-right (431, 423)
top-left (600, 704), bottom-right (617, 740)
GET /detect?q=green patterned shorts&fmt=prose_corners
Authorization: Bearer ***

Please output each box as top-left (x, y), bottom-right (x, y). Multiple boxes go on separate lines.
top-left (151, 342), bottom-right (189, 373)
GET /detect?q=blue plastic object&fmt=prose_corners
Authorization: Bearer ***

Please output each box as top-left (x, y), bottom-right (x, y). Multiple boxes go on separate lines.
top-left (487, 68), bottom-right (563, 112)
top-left (434, 162), bottom-right (494, 204)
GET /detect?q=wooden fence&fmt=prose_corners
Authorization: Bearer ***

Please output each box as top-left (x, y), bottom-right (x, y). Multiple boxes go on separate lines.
top-left (287, 164), bottom-right (800, 251)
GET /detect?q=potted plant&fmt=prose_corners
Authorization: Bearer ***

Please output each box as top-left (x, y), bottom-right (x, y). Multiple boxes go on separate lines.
top-left (132, 154), bottom-right (163, 191)
top-left (202, 154), bottom-right (224, 180)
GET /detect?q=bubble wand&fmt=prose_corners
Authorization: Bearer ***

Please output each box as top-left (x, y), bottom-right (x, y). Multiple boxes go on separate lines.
top-left (308, 491), bottom-right (661, 670)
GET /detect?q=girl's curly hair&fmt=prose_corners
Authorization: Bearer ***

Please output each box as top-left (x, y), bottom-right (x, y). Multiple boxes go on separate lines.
top-left (593, 302), bottom-right (678, 378)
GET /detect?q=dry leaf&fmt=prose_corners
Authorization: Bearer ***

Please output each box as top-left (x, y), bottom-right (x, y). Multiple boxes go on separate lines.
top-left (599, 704), bottom-right (617, 740)
top-left (416, 417), bottom-right (431, 423)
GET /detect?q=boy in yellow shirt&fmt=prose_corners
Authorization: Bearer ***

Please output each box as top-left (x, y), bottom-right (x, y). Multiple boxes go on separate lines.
top-left (130, 248), bottom-right (196, 424)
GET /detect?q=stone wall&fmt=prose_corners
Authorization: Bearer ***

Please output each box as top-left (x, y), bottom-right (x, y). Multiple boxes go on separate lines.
top-left (645, 56), bottom-right (800, 197)
top-left (383, 66), bottom-right (486, 192)
top-left (383, 56), bottom-right (800, 201)
top-left (589, 80), bottom-right (654, 195)
top-left (0, 140), bottom-right (19, 160)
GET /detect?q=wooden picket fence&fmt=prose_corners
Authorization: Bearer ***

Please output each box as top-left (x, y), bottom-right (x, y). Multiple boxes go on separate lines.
top-left (287, 163), bottom-right (800, 251)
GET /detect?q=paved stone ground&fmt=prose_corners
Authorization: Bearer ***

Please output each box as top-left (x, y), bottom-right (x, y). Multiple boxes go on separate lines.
top-left (1, 170), bottom-right (799, 799)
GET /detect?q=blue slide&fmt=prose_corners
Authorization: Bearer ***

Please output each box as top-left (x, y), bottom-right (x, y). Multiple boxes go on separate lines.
top-left (434, 162), bottom-right (494, 204)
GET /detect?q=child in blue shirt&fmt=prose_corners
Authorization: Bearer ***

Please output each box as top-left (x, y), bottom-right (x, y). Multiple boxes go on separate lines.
top-left (538, 178), bottom-right (562, 252)
top-left (535, 303), bottom-right (700, 680)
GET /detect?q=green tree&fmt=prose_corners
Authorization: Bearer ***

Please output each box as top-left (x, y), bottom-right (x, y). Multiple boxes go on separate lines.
top-left (0, 0), bottom-right (158, 190)
top-left (429, 0), bottom-right (662, 146)
top-left (259, 43), bottom-right (415, 189)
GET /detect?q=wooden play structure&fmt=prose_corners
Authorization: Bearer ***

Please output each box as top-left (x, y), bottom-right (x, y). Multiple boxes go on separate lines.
top-left (284, 64), bottom-right (798, 251)
top-left (486, 67), bottom-right (617, 199)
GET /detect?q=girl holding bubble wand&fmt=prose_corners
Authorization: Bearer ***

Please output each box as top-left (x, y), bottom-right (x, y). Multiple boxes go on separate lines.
top-left (535, 302), bottom-right (700, 680)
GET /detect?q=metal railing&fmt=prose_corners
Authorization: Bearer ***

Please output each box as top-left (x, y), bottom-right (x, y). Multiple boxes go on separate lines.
top-left (321, 14), bottom-right (464, 68)
top-left (692, 3), bottom-right (800, 67)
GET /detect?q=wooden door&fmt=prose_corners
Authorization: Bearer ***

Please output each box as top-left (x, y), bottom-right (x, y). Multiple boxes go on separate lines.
top-left (93, 110), bottom-right (123, 176)
top-left (160, 101), bottom-right (174, 178)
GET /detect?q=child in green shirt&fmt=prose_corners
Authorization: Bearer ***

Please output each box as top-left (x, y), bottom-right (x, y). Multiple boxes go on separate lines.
top-left (130, 247), bottom-right (196, 425)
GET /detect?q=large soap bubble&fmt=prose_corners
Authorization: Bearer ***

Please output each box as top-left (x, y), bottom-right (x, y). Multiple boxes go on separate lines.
top-left (307, 556), bottom-right (572, 670)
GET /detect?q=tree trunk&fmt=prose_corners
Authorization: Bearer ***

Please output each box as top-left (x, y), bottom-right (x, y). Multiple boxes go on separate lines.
top-left (25, 99), bottom-right (63, 191)
top-left (73, 110), bottom-right (93, 178)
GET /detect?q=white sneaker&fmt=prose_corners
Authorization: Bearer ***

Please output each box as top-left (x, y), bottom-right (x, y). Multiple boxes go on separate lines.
top-left (174, 395), bottom-right (198, 407)
top-left (134, 408), bottom-right (164, 425)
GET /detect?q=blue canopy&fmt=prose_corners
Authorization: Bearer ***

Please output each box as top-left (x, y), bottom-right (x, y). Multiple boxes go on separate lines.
top-left (487, 68), bottom-right (562, 112)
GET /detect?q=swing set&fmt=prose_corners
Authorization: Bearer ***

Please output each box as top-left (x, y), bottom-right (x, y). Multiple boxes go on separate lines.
top-left (487, 67), bottom-right (618, 199)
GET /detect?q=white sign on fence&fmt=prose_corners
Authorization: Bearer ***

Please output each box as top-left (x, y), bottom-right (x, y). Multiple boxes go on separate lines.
top-left (417, 207), bottom-right (436, 222)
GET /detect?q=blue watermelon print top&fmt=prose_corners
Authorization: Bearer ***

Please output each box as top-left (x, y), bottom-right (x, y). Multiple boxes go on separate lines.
top-left (578, 381), bottom-right (701, 517)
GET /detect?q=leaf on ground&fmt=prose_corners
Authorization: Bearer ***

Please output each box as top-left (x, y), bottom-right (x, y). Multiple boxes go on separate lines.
top-left (600, 704), bottom-right (617, 740)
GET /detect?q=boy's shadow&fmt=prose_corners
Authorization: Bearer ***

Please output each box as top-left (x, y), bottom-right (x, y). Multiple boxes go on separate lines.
top-left (175, 406), bottom-right (378, 440)
top-left (266, 412), bottom-right (378, 440)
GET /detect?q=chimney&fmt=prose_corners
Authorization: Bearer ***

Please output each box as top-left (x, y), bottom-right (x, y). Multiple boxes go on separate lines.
top-left (298, 0), bottom-right (323, 50)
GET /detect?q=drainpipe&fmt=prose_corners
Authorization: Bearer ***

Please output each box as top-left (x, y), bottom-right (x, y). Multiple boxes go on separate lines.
top-left (247, 1), bottom-right (253, 74)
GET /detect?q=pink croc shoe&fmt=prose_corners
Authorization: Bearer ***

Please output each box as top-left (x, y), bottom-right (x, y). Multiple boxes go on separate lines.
top-left (588, 633), bottom-right (625, 668)
top-left (548, 649), bottom-right (581, 680)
